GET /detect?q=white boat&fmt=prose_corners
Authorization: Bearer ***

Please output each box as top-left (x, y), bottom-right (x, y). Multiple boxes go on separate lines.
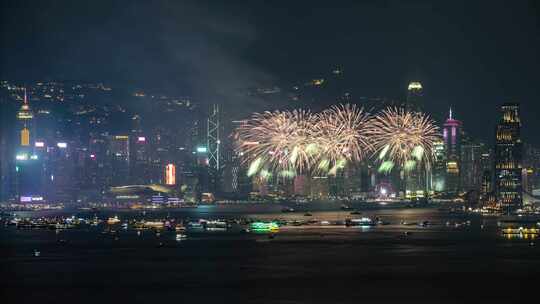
top-left (107, 216), bottom-right (120, 225)
top-left (205, 220), bottom-right (228, 231)
top-left (346, 217), bottom-right (376, 227)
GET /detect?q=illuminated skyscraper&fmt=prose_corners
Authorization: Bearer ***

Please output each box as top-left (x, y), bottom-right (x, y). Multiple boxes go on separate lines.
top-left (494, 103), bottom-right (522, 212)
top-left (17, 89), bottom-right (34, 147)
top-left (207, 103), bottom-right (222, 193)
top-left (14, 89), bottom-right (44, 201)
top-left (443, 108), bottom-right (462, 194)
top-left (165, 163), bottom-right (176, 185)
top-left (479, 149), bottom-right (493, 199)
top-left (432, 140), bottom-right (446, 193)
top-left (404, 81), bottom-right (425, 198)
top-left (406, 81), bottom-right (423, 111)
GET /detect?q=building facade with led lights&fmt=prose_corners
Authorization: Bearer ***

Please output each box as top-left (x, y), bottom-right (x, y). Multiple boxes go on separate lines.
top-left (494, 103), bottom-right (523, 212)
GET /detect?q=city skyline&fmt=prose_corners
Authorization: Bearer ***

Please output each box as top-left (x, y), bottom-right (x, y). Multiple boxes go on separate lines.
top-left (1, 78), bottom-right (536, 213)
top-left (2, 2), bottom-right (540, 303)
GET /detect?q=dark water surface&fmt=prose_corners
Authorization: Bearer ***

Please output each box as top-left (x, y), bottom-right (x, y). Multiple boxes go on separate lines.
top-left (1, 206), bottom-right (539, 303)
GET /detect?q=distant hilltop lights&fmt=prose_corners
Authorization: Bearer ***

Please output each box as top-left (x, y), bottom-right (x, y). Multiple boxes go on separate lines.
top-left (407, 82), bottom-right (423, 91)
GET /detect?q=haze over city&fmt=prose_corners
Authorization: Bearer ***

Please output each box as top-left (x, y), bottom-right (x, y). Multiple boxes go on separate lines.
top-left (1, 1), bottom-right (540, 303)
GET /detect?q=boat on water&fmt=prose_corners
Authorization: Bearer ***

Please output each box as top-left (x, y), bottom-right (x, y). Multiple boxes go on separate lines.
top-left (205, 220), bottom-right (228, 232)
top-left (107, 216), bottom-right (121, 225)
top-left (176, 234), bottom-right (187, 241)
top-left (346, 217), bottom-right (376, 227)
top-left (175, 225), bottom-right (186, 232)
top-left (282, 207), bottom-right (295, 213)
top-left (418, 220), bottom-right (431, 227)
top-left (350, 210), bottom-right (361, 215)
top-left (250, 222), bottom-right (279, 233)
top-left (143, 221), bottom-right (165, 229)
top-left (375, 217), bottom-right (390, 225)
top-left (341, 204), bottom-right (352, 211)
top-left (186, 221), bottom-right (205, 232)
top-left (498, 215), bottom-right (540, 228)
top-left (501, 227), bottom-right (539, 235)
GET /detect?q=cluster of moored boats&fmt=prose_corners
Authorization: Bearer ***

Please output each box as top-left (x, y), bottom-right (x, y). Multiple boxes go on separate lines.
top-left (6, 215), bottom-right (100, 229)
top-left (4, 212), bottom-right (540, 238)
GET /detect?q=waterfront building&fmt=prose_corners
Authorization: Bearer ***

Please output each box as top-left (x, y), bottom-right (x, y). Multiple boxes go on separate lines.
top-left (460, 139), bottom-right (486, 193)
top-left (494, 103), bottom-right (523, 212)
top-left (479, 149), bottom-right (494, 200)
top-left (432, 140), bottom-right (446, 193)
top-left (443, 108), bottom-right (462, 194)
top-left (403, 81), bottom-right (426, 198)
top-left (523, 145), bottom-right (540, 194)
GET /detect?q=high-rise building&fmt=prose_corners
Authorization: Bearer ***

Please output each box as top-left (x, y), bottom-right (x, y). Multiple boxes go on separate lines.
top-left (47, 141), bottom-right (77, 203)
top-left (406, 81), bottom-right (423, 111)
top-left (432, 140), bottom-right (446, 193)
top-left (523, 145), bottom-right (540, 194)
top-left (460, 139), bottom-right (486, 192)
top-left (479, 149), bottom-right (493, 199)
top-left (207, 104), bottom-right (222, 193)
top-left (131, 135), bottom-right (150, 182)
top-left (14, 90), bottom-right (46, 202)
top-left (109, 135), bottom-right (130, 186)
top-left (443, 108), bottom-right (462, 194)
top-left (494, 103), bottom-right (523, 212)
top-left (1, 99), bottom-right (16, 201)
top-left (17, 90), bottom-right (34, 147)
top-left (83, 135), bottom-right (111, 199)
top-left (404, 81), bottom-right (426, 198)
top-left (130, 121), bottom-right (151, 185)
top-left (164, 163), bottom-right (176, 185)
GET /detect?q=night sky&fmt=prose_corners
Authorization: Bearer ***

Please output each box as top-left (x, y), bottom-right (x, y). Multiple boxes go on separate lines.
top-left (1, 0), bottom-right (539, 145)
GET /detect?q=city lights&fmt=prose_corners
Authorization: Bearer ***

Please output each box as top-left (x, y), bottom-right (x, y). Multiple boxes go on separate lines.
top-left (165, 164), bottom-right (176, 185)
top-left (1, 4), bottom-right (539, 302)
top-left (250, 222), bottom-right (279, 233)
top-left (16, 154), bottom-right (28, 161)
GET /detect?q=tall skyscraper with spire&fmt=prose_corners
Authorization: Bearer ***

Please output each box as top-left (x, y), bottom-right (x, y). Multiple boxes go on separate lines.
top-left (17, 89), bottom-right (34, 148)
top-left (443, 108), bottom-right (462, 194)
top-left (14, 89), bottom-right (44, 201)
top-left (494, 103), bottom-right (522, 213)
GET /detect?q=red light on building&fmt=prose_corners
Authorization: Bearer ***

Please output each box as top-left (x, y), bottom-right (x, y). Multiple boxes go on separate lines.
top-left (165, 164), bottom-right (176, 185)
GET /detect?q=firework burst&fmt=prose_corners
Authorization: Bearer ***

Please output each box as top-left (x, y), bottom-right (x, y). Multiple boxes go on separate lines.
top-left (369, 107), bottom-right (439, 173)
top-left (234, 109), bottom-right (318, 177)
top-left (314, 104), bottom-right (372, 174)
